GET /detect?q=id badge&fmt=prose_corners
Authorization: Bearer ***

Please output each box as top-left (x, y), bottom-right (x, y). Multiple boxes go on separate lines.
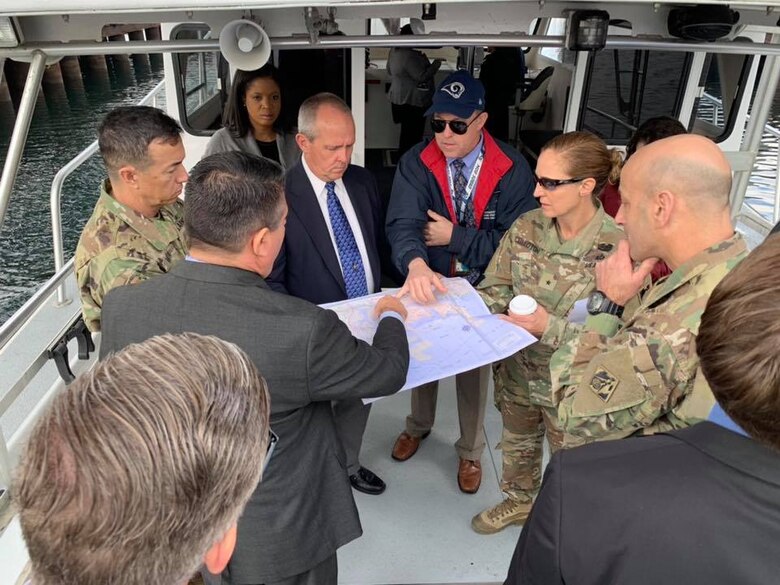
top-left (455, 260), bottom-right (470, 274)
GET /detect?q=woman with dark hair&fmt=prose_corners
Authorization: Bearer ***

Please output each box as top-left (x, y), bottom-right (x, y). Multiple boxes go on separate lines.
top-left (601, 116), bottom-right (687, 216)
top-left (601, 116), bottom-right (687, 281)
top-left (205, 64), bottom-right (300, 169)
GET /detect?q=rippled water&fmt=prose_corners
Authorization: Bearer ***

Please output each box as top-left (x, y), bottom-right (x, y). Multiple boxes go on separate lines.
top-left (0, 58), bottom-right (164, 324)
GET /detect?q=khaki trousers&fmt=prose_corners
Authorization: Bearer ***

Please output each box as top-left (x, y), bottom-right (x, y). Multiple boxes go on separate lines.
top-left (404, 365), bottom-right (489, 460)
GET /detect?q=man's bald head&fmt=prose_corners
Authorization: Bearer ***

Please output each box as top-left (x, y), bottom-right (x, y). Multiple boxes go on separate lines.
top-left (624, 134), bottom-right (732, 209)
top-left (617, 134), bottom-right (735, 269)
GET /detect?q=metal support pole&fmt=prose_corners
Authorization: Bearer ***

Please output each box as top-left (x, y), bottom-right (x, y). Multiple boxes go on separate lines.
top-left (0, 50), bottom-right (46, 233)
top-left (3, 35), bottom-right (780, 60)
top-left (49, 141), bottom-right (99, 306)
top-left (731, 50), bottom-right (780, 218)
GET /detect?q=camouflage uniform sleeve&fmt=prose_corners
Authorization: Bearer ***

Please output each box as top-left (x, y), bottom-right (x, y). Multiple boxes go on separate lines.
top-left (81, 257), bottom-right (149, 332)
top-left (548, 315), bottom-right (682, 443)
top-left (476, 228), bottom-right (516, 314)
top-left (539, 315), bottom-right (583, 351)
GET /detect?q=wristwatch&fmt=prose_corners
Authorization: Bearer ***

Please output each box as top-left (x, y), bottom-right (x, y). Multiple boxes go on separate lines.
top-left (586, 290), bottom-right (624, 318)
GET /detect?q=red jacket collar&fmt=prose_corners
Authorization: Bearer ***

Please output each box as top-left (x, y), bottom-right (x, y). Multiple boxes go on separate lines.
top-left (419, 131), bottom-right (513, 227)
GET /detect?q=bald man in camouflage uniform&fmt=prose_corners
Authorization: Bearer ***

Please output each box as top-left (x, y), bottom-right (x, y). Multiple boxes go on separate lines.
top-left (473, 199), bottom-right (630, 534)
top-left (547, 134), bottom-right (747, 444)
top-left (75, 106), bottom-right (188, 332)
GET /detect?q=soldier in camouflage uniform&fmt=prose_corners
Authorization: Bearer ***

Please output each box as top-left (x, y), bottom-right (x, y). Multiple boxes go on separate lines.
top-left (75, 106), bottom-right (189, 332)
top-left (472, 132), bottom-right (631, 534)
top-left (546, 136), bottom-right (747, 450)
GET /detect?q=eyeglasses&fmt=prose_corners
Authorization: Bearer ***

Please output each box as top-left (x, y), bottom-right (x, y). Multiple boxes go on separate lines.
top-left (534, 175), bottom-right (586, 190)
top-left (262, 429), bottom-right (278, 475)
top-left (430, 116), bottom-right (480, 135)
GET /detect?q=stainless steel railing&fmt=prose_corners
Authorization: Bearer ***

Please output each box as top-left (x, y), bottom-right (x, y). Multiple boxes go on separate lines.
top-left (0, 78), bottom-right (166, 359)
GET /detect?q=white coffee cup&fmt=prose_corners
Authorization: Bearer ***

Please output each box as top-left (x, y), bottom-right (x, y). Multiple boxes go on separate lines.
top-left (509, 295), bottom-right (538, 316)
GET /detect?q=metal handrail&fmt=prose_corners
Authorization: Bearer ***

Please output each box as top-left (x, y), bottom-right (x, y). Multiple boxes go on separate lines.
top-left (583, 105), bottom-right (637, 133)
top-left (0, 51), bottom-right (46, 234)
top-left (0, 257), bottom-right (74, 353)
top-left (3, 34), bottom-right (780, 60)
top-left (701, 91), bottom-right (780, 139)
top-left (49, 79), bottom-right (166, 304)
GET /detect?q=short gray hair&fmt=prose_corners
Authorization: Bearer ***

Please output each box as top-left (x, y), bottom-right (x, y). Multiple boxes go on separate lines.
top-left (14, 333), bottom-right (271, 585)
top-left (297, 92), bottom-right (352, 140)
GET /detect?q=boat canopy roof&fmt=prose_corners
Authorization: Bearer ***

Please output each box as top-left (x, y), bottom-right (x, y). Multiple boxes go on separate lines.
top-left (3, 0), bottom-right (780, 18)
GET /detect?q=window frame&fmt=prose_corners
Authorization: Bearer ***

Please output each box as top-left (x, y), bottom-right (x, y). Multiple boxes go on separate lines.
top-left (170, 22), bottom-right (225, 137)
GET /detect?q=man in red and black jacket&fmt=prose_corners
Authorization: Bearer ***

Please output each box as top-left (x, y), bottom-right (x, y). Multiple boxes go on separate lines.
top-left (386, 70), bottom-right (536, 494)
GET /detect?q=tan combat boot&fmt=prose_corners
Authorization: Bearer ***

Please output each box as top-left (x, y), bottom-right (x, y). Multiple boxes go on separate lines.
top-left (471, 498), bottom-right (532, 534)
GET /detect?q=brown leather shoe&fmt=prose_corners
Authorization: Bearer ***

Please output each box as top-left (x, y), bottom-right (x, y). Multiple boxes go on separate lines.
top-left (458, 459), bottom-right (482, 494)
top-left (391, 431), bottom-right (430, 461)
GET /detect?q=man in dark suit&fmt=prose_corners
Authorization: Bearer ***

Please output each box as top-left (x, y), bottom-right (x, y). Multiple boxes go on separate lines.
top-left (100, 151), bottom-right (410, 585)
top-left (267, 93), bottom-right (387, 495)
top-left (505, 234), bottom-right (780, 585)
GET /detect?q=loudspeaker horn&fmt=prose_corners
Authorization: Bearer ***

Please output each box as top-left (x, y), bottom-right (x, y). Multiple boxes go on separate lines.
top-left (409, 18), bottom-right (426, 35)
top-left (219, 19), bottom-right (271, 71)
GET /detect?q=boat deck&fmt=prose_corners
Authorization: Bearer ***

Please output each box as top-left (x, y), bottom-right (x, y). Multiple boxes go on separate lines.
top-left (340, 377), bottom-right (538, 585)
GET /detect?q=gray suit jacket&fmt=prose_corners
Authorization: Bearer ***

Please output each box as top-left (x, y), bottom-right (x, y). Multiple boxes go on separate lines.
top-left (100, 261), bottom-right (409, 583)
top-left (204, 127), bottom-right (301, 170)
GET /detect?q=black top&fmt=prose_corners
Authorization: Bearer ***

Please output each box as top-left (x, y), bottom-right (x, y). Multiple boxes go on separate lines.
top-left (505, 422), bottom-right (780, 585)
top-left (256, 139), bottom-right (280, 163)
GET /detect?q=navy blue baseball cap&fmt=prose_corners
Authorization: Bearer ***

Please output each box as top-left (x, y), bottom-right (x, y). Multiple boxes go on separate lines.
top-left (425, 70), bottom-right (486, 119)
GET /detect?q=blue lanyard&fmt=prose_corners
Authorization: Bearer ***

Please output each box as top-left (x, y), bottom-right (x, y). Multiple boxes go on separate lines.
top-left (446, 147), bottom-right (485, 221)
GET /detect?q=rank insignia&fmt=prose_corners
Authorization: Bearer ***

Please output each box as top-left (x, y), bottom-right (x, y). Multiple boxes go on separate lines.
top-left (589, 367), bottom-right (619, 402)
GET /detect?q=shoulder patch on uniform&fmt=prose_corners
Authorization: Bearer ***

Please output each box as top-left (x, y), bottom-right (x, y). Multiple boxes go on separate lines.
top-left (589, 367), bottom-right (619, 402)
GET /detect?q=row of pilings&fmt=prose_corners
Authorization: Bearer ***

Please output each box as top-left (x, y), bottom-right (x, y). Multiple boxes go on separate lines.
top-left (0, 25), bottom-right (163, 123)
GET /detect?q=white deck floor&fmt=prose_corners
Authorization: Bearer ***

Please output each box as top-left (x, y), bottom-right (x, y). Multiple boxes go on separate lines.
top-left (339, 376), bottom-right (526, 585)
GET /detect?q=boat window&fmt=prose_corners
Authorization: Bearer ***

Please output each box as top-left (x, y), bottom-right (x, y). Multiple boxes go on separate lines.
top-left (171, 23), bottom-right (227, 136)
top-left (578, 48), bottom-right (691, 143)
top-left (540, 18), bottom-right (576, 66)
top-left (692, 53), bottom-right (753, 142)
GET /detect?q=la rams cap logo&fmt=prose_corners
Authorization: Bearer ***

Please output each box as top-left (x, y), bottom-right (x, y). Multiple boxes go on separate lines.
top-left (441, 81), bottom-right (466, 99)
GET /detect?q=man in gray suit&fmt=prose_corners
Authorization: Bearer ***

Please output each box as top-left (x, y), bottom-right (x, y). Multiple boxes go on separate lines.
top-left (100, 151), bottom-right (410, 585)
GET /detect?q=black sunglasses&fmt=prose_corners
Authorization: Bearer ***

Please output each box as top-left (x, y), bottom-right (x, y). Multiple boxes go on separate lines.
top-left (430, 116), bottom-right (480, 135)
top-left (262, 429), bottom-right (278, 475)
top-left (534, 174), bottom-right (586, 190)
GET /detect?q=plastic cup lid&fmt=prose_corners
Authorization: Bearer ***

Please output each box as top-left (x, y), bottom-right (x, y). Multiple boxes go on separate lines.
top-left (509, 295), bottom-right (538, 315)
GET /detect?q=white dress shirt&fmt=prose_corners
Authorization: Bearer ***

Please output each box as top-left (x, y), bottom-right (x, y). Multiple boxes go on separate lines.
top-left (301, 155), bottom-right (375, 293)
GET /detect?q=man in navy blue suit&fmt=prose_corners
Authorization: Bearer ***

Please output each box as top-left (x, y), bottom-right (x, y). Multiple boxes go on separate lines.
top-left (267, 92), bottom-right (388, 495)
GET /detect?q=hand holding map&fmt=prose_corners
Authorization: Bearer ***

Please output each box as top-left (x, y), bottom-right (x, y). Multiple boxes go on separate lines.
top-left (322, 278), bottom-right (537, 402)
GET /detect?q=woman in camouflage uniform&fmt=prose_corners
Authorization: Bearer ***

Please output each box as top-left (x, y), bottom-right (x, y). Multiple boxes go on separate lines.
top-left (472, 131), bottom-right (629, 534)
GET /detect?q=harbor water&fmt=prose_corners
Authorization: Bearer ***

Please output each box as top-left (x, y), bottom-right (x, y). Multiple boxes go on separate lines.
top-left (0, 58), bottom-right (164, 324)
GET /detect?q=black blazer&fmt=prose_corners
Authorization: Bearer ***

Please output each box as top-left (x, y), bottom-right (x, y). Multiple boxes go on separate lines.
top-left (505, 422), bottom-right (780, 585)
top-left (267, 161), bottom-right (384, 303)
top-left (100, 261), bottom-right (409, 583)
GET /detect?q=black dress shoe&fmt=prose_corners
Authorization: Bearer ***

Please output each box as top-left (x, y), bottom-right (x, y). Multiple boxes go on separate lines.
top-left (349, 467), bottom-right (386, 495)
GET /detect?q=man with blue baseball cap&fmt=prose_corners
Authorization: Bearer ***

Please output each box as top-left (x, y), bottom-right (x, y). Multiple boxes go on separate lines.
top-left (386, 69), bottom-right (536, 494)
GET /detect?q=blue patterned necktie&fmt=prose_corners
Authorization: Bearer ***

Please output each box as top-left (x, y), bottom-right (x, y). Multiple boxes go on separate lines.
top-left (325, 181), bottom-right (368, 298)
top-left (451, 158), bottom-right (476, 227)
top-left (450, 159), bottom-right (481, 284)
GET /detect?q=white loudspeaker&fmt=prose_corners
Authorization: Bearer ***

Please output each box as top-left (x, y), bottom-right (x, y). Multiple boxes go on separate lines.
top-left (219, 20), bottom-right (271, 71)
top-left (409, 18), bottom-right (426, 35)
